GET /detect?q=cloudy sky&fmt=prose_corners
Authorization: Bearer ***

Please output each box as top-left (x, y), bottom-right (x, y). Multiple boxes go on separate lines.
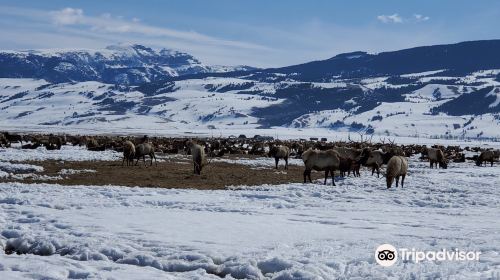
top-left (1, 0), bottom-right (500, 67)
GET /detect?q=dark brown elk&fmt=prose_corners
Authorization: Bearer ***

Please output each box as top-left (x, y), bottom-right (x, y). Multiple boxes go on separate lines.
top-left (358, 148), bottom-right (393, 177)
top-left (48, 135), bottom-right (64, 150)
top-left (249, 142), bottom-right (266, 156)
top-left (302, 148), bottom-right (341, 186)
top-left (269, 145), bottom-right (290, 170)
top-left (349, 161), bottom-right (361, 177)
top-left (339, 157), bottom-right (353, 177)
top-left (85, 137), bottom-right (99, 150)
top-left (0, 133), bottom-right (9, 147)
top-left (386, 156), bottom-right (408, 189)
top-left (135, 143), bottom-right (157, 166)
top-left (427, 148), bottom-right (448, 169)
top-left (134, 135), bottom-right (150, 145)
top-left (333, 147), bottom-right (363, 176)
top-left (3, 132), bottom-right (23, 145)
top-left (476, 150), bottom-right (499, 167)
top-left (21, 142), bottom-right (40, 149)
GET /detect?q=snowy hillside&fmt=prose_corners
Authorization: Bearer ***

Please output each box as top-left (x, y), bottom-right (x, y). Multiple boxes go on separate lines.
top-left (0, 78), bottom-right (283, 133)
top-left (1, 40), bottom-right (500, 139)
top-left (0, 70), bottom-right (498, 138)
top-left (0, 44), bottom-right (255, 85)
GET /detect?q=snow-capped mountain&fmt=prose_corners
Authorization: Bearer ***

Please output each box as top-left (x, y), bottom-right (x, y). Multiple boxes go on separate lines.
top-left (0, 44), bottom-right (256, 85)
top-left (0, 40), bottom-right (499, 138)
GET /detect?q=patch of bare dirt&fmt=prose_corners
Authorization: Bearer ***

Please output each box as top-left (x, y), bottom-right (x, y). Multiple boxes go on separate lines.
top-left (0, 155), bottom-right (331, 189)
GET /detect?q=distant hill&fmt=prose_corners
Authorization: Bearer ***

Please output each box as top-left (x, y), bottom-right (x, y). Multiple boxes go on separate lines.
top-left (0, 40), bottom-right (499, 138)
top-left (0, 44), bottom-right (256, 85)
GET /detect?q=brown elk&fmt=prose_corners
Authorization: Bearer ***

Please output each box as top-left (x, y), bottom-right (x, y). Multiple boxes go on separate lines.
top-left (427, 148), bottom-right (448, 169)
top-left (476, 150), bottom-right (499, 167)
top-left (135, 143), bottom-right (157, 166)
top-left (186, 141), bottom-right (207, 175)
top-left (302, 148), bottom-right (341, 186)
top-left (122, 141), bottom-right (136, 166)
top-left (333, 146), bottom-right (363, 176)
top-left (48, 135), bottom-right (64, 150)
top-left (269, 145), bottom-right (290, 170)
top-left (358, 148), bottom-right (393, 177)
top-left (386, 156), bottom-right (408, 189)
top-left (349, 161), bottom-right (361, 177)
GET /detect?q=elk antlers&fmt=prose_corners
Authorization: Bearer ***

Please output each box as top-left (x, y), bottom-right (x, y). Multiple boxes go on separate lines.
top-left (348, 132), bottom-right (373, 144)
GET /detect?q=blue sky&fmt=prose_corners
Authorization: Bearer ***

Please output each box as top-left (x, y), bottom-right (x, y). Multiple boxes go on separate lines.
top-left (1, 0), bottom-right (500, 67)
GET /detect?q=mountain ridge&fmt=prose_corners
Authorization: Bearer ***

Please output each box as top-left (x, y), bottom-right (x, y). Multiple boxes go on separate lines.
top-left (0, 44), bottom-right (256, 85)
top-left (0, 40), bottom-right (499, 138)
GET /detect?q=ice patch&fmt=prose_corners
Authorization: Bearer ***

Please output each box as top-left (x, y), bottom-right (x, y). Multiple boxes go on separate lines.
top-left (58, 169), bottom-right (97, 175)
top-left (9, 173), bottom-right (63, 181)
top-left (0, 162), bottom-right (44, 173)
top-left (213, 157), bottom-right (302, 168)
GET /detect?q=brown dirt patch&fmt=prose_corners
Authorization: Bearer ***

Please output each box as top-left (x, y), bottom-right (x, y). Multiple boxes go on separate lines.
top-left (0, 155), bottom-right (331, 190)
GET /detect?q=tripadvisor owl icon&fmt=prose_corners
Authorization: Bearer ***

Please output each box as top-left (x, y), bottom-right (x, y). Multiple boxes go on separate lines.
top-left (375, 244), bottom-right (398, 267)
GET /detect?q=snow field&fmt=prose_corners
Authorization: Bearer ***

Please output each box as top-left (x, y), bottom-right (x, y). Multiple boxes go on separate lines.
top-left (0, 155), bottom-right (499, 279)
top-left (0, 145), bottom-right (121, 162)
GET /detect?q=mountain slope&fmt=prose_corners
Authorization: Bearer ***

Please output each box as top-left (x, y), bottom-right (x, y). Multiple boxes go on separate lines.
top-left (257, 40), bottom-right (500, 81)
top-left (0, 44), bottom-right (255, 85)
top-left (0, 40), bottom-right (499, 139)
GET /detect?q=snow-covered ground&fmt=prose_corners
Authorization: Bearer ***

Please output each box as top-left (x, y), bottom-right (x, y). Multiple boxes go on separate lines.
top-left (0, 145), bottom-right (121, 162)
top-left (0, 153), bottom-right (499, 279)
top-left (212, 156), bottom-right (303, 168)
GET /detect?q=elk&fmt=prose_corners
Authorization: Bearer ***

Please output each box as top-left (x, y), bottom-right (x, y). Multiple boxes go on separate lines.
top-left (339, 157), bottom-right (353, 177)
top-left (379, 137), bottom-right (405, 156)
top-left (122, 141), bottom-right (136, 166)
top-left (427, 148), bottom-right (448, 169)
top-left (358, 148), bottom-right (393, 177)
top-left (301, 148), bottom-right (341, 186)
top-left (3, 132), bottom-right (23, 145)
top-left (269, 145), bottom-right (290, 170)
top-left (333, 147), bottom-right (362, 160)
top-left (333, 147), bottom-right (363, 176)
top-left (85, 137), bottom-right (100, 150)
top-left (48, 135), bottom-right (64, 150)
top-left (0, 133), bottom-right (9, 148)
top-left (386, 156), bottom-right (408, 189)
top-left (347, 132), bottom-right (373, 149)
top-left (21, 142), bottom-right (40, 149)
top-left (476, 150), bottom-right (499, 167)
top-left (349, 161), bottom-right (361, 177)
top-left (135, 143), bottom-right (157, 166)
top-left (186, 140), bottom-right (207, 175)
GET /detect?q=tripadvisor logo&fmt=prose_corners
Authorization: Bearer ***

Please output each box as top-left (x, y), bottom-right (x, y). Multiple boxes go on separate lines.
top-left (375, 244), bottom-right (481, 267)
top-left (375, 244), bottom-right (398, 267)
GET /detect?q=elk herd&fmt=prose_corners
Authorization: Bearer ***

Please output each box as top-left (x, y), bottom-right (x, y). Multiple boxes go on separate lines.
top-left (1, 131), bottom-right (499, 189)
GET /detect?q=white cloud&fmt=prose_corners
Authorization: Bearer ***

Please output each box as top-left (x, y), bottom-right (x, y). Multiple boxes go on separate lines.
top-left (377, 14), bottom-right (403, 24)
top-left (46, 8), bottom-right (269, 51)
top-left (414, 14), bottom-right (430, 22)
top-left (51, 7), bottom-right (84, 25)
top-left (377, 13), bottom-right (430, 24)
